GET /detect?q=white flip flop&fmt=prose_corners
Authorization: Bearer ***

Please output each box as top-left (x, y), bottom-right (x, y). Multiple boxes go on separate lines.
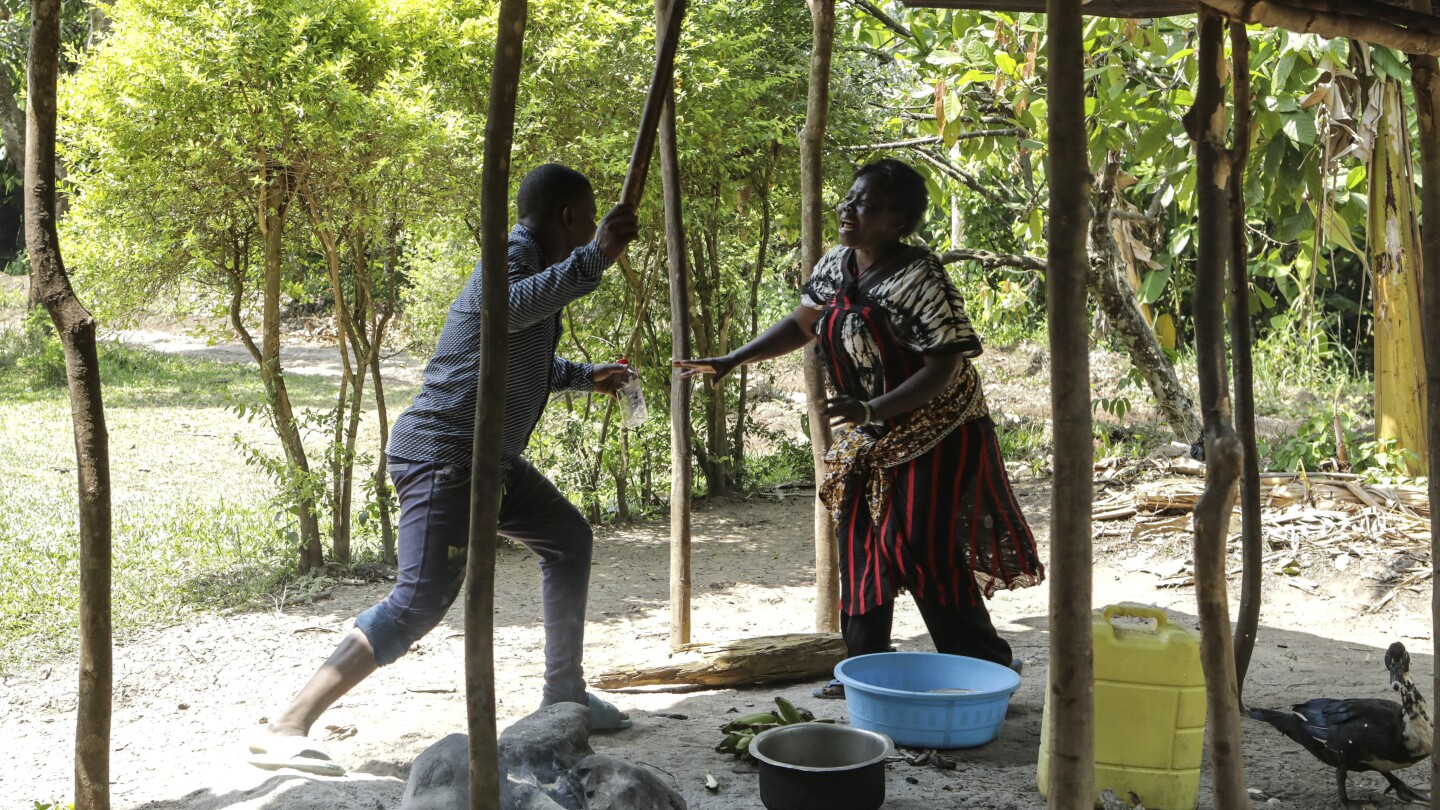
top-left (246, 735), bottom-right (347, 777)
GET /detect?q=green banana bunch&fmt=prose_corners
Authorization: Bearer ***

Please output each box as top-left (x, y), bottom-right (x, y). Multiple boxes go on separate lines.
top-left (714, 696), bottom-right (826, 761)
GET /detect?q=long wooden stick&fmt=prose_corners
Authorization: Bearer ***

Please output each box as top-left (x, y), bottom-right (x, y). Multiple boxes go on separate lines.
top-left (1045, 0), bottom-right (1094, 807)
top-left (1406, 0), bottom-right (1440, 797)
top-left (658, 0), bottom-right (693, 651)
top-left (28, 2), bottom-right (113, 808)
top-left (620, 0), bottom-right (687, 209)
top-left (802, 0), bottom-right (839, 634)
top-left (1227, 20), bottom-right (1264, 698)
top-left (468, 0), bottom-right (527, 805)
top-left (1190, 8), bottom-right (1250, 808)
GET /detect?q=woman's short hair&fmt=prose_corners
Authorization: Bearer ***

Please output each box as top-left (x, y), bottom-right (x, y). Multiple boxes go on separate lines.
top-left (854, 158), bottom-right (928, 237)
top-left (517, 163), bottom-right (595, 225)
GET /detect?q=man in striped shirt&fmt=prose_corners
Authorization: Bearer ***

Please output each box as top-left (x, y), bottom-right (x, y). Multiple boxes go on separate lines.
top-left (251, 164), bottom-right (639, 775)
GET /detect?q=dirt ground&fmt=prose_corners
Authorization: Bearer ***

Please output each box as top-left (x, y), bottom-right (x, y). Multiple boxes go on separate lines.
top-left (2, 305), bottom-right (1435, 810)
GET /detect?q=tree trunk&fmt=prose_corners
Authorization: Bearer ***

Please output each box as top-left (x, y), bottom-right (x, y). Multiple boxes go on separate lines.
top-left (337, 358), bottom-right (366, 565)
top-left (803, 0), bottom-right (839, 635)
top-left (0, 37), bottom-right (25, 174)
top-left (733, 176), bottom-right (773, 479)
top-left (27, 2), bottom-right (113, 808)
top-left (1228, 21), bottom-right (1264, 696)
top-left (305, 195), bottom-right (376, 565)
top-left (371, 347), bottom-right (397, 565)
top-left (659, 0), bottom-right (693, 651)
top-left (1044, 1), bottom-right (1095, 807)
top-left (1189, 9), bottom-right (1250, 808)
top-left (1089, 154), bottom-right (1202, 444)
top-left (467, 0), bottom-right (527, 805)
top-left (1406, 0), bottom-right (1440, 793)
top-left (258, 162), bottom-right (322, 571)
top-left (1368, 77), bottom-right (1428, 474)
top-left (615, 427), bottom-right (630, 523)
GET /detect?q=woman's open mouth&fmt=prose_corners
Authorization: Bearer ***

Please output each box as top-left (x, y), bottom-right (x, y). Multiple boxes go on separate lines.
top-left (838, 218), bottom-right (857, 235)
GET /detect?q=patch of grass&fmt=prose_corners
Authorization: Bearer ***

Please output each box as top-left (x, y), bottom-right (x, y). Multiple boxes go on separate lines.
top-left (995, 413), bottom-right (1050, 474)
top-left (0, 281), bottom-right (24, 308)
top-left (0, 471), bottom-right (294, 671)
top-left (0, 334), bottom-right (349, 409)
top-left (1092, 419), bottom-right (1163, 461)
top-left (1248, 333), bottom-right (1372, 420)
top-left (0, 340), bottom-right (411, 672)
top-left (745, 434), bottom-right (815, 489)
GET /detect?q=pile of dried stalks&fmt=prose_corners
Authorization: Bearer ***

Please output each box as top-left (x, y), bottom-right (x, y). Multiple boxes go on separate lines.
top-left (1092, 462), bottom-right (1431, 609)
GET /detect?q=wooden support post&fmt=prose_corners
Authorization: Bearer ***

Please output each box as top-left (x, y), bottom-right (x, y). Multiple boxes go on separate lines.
top-left (1044, 0), bottom-right (1095, 807)
top-left (1227, 20), bottom-right (1263, 697)
top-left (1189, 8), bottom-right (1250, 808)
top-left (27, 2), bottom-right (113, 807)
top-left (467, 0), bottom-right (527, 804)
top-left (659, 0), bottom-right (693, 650)
top-left (1405, 0), bottom-right (1440, 794)
top-left (802, 0), bottom-right (839, 634)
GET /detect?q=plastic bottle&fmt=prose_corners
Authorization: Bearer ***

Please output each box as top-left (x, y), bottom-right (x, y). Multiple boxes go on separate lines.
top-left (615, 357), bottom-right (647, 429)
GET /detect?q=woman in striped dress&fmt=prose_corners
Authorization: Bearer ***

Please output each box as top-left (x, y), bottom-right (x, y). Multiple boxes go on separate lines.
top-left (675, 158), bottom-right (1043, 697)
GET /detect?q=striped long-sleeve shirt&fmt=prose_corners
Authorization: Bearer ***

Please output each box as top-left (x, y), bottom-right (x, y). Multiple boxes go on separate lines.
top-left (389, 224), bottom-right (607, 466)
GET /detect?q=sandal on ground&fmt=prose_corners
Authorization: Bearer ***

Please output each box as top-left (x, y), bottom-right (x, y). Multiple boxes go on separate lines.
top-left (813, 679), bottom-right (846, 700)
top-left (246, 735), bottom-right (346, 777)
top-left (588, 693), bottom-right (632, 732)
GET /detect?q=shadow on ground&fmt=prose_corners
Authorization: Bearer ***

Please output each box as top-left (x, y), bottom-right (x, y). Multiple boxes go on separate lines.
top-left (130, 605), bottom-right (1433, 810)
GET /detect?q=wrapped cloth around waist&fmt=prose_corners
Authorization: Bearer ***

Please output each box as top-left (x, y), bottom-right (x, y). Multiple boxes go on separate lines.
top-left (818, 361), bottom-right (990, 525)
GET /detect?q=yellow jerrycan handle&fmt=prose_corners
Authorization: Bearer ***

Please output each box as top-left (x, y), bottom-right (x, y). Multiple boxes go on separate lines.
top-left (1101, 605), bottom-right (1169, 630)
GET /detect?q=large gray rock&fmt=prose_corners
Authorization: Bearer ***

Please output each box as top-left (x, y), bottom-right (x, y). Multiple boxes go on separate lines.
top-left (402, 704), bottom-right (606, 810)
top-left (504, 782), bottom-right (569, 810)
top-left (399, 733), bottom-right (469, 810)
top-left (574, 754), bottom-right (688, 810)
top-left (498, 702), bottom-right (594, 783)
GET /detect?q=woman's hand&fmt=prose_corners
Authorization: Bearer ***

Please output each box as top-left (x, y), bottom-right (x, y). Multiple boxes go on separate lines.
top-left (672, 355), bottom-right (739, 388)
top-left (823, 395), bottom-right (872, 428)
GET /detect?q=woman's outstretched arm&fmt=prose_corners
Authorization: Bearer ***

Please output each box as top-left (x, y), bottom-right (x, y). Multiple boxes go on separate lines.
top-left (674, 303), bottom-right (822, 387)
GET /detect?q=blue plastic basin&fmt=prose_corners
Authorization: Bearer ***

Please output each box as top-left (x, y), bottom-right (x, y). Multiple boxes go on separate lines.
top-left (835, 652), bottom-right (1021, 749)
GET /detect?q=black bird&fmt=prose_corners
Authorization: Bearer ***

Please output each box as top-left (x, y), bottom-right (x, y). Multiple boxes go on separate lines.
top-left (1248, 642), bottom-right (1432, 808)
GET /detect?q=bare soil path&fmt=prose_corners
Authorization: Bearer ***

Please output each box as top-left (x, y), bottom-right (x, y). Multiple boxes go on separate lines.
top-left (4, 484), bottom-right (1433, 810)
top-left (1, 309), bottom-right (1430, 809)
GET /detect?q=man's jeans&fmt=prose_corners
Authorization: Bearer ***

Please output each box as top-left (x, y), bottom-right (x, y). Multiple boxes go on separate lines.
top-left (355, 456), bottom-right (593, 706)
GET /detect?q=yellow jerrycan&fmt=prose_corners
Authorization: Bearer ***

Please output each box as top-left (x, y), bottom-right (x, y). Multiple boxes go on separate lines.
top-left (1037, 605), bottom-right (1206, 809)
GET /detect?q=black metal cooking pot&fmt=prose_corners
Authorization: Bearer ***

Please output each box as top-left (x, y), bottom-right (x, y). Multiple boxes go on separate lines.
top-left (750, 723), bottom-right (892, 810)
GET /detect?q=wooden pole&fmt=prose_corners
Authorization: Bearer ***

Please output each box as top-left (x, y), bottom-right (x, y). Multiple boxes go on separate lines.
top-left (1200, 0), bottom-right (1440, 57)
top-left (658, 0), bottom-right (693, 651)
top-left (1044, 0), bottom-right (1094, 806)
top-left (1227, 20), bottom-right (1264, 697)
top-left (620, 0), bottom-right (687, 210)
top-left (27, 2), bottom-right (113, 808)
top-left (1189, 8), bottom-right (1250, 807)
top-left (802, 0), bottom-right (840, 634)
top-left (1405, 0), bottom-right (1440, 795)
top-left (467, 0), bottom-right (526, 804)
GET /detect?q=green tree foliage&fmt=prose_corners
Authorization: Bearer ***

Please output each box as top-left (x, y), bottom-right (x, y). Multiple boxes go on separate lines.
top-left (58, 0), bottom-right (891, 533)
top-left (494, 0), bottom-right (883, 510)
top-left (847, 5), bottom-right (1411, 387)
top-left (59, 0), bottom-right (489, 564)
